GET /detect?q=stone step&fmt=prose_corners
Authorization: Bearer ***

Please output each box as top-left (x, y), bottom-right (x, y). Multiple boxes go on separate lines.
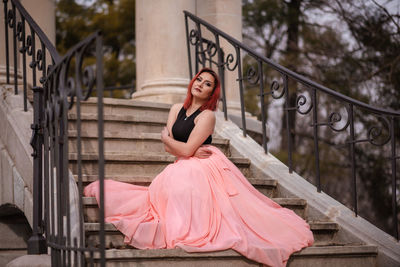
top-left (0, 249), bottom-right (27, 267)
top-left (83, 245), bottom-right (377, 267)
top-left (272, 198), bottom-right (307, 219)
top-left (69, 98), bottom-right (170, 119)
top-left (77, 175), bottom-right (277, 197)
top-left (68, 131), bottom-right (231, 156)
top-left (84, 221), bottom-right (339, 250)
top-left (84, 220), bottom-right (339, 249)
top-left (69, 152), bottom-right (252, 178)
top-left (68, 113), bottom-right (166, 135)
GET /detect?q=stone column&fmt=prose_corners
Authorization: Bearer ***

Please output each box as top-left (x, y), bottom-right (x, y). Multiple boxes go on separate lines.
top-left (196, 0), bottom-right (242, 112)
top-left (0, 0), bottom-right (55, 85)
top-left (20, 0), bottom-right (56, 87)
top-left (133, 0), bottom-right (196, 103)
top-left (0, 1), bottom-right (17, 84)
top-left (20, 0), bottom-right (55, 45)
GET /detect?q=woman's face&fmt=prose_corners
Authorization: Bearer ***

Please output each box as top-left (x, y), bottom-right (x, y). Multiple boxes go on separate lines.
top-left (191, 72), bottom-right (215, 101)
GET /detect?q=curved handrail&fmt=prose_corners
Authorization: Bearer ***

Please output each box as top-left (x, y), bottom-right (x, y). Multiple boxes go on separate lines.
top-left (184, 11), bottom-right (400, 117)
top-left (184, 10), bottom-right (399, 241)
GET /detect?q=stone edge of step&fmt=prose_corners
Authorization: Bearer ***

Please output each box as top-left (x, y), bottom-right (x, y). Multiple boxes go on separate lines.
top-left (69, 152), bottom-right (251, 164)
top-left (82, 195), bottom-right (305, 207)
top-left (82, 98), bottom-right (172, 110)
top-left (77, 176), bottom-right (277, 189)
top-left (83, 215), bottom-right (335, 232)
top-left (68, 130), bottom-right (229, 144)
top-left (84, 245), bottom-right (378, 260)
top-left (68, 113), bottom-right (166, 124)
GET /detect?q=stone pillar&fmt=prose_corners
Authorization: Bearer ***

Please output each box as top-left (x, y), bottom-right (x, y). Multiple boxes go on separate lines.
top-left (133, 0), bottom-right (196, 103)
top-left (20, 0), bottom-right (55, 44)
top-left (0, 1), bottom-right (17, 84)
top-left (20, 0), bottom-right (56, 87)
top-left (196, 0), bottom-right (243, 112)
top-left (0, 0), bottom-right (55, 85)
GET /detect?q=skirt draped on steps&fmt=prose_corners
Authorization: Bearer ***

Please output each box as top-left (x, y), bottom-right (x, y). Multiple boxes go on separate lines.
top-left (84, 145), bottom-right (314, 267)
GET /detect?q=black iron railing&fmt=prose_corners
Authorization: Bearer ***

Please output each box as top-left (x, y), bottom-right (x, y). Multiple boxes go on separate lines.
top-left (2, 0), bottom-right (106, 266)
top-left (184, 10), bottom-right (400, 240)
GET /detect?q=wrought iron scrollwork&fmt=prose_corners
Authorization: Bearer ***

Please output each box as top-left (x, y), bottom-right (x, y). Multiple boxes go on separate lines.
top-left (16, 20), bottom-right (23, 40)
top-left (26, 35), bottom-right (33, 56)
top-left (7, 9), bottom-right (13, 27)
top-left (30, 123), bottom-right (40, 158)
top-left (224, 52), bottom-right (238, 71)
top-left (351, 116), bottom-right (391, 146)
top-left (327, 108), bottom-right (350, 132)
top-left (189, 29), bottom-right (199, 45)
top-left (244, 65), bottom-right (259, 85)
top-left (295, 94), bottom-right (313, 115)
top-left (270, 80), bottom-right (285, 99)
top-left (196, 37), bottom-right (219, 67)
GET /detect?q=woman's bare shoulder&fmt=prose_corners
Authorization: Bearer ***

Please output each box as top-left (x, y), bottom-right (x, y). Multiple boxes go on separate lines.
top-left (170, 103), bottom-right (183, 112)
top-left (196, 109), bottom-right (215, 123)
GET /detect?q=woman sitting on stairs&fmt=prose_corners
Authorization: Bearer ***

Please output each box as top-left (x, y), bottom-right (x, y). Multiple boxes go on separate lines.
top-left (84, 68), bottom-right (314, 267)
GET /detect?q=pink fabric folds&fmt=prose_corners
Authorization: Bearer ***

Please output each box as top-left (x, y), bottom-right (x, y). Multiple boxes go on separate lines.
top-left (84, 146), bottom-right (314, 267)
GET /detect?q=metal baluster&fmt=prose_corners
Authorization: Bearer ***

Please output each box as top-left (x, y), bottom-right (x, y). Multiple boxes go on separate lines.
top-left (96, 33), bottom-right (106, 267)
top-left (43, 87), bottom-right (50, 248)
top-left (184, 13), bottom-right (193, 79)
top-left (40, 42), bottom-right (46, 84)
top-left (76, 95), bottom-right (86, 267)
top-left (27, 86), bottom-right (47, 254)
top-left (49, 90), bottom-right (57, 265)
top-left (311, 88), bottom-right (321, 192)
top-left (390, 117), bottom-right (398, 239)
top-left (30, 26), bottom-right (36, 87)
top-left (283, 75), bottom-right (293, 172)
top-left (11, 2), bottom-right (17, 93)
top-left (54, 101), bottom-right (63, 265)
top-left (258, 61), bottom-right (267, 153)
top-left (215, 34), bottom-right (227, 120)
top-left (20, 17), bottom-right (27, 111)
top-left (236, 47), bottom-right (247, 138)
top-left (73, 238), bottom-right (78, 267)
top-left (3, 0), bottom-right (10, 83)
top-left (61, 95), bottom-right (71, 267)
top-left (348, 103), bottom-right (358, 215)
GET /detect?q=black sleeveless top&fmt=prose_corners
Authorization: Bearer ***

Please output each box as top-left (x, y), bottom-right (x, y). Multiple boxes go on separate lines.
top-left (171, 107), bottom-right (212, 145)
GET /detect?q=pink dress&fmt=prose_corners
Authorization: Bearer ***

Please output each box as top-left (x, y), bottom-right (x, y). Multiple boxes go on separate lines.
top-left (84, 145), bottom-right (314, 266)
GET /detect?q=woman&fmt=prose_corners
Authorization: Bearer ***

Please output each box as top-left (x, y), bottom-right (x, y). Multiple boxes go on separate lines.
top-left (84, 68), bottom-right (314, 266)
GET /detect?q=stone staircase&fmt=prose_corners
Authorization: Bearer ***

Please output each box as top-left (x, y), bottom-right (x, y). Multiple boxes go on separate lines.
top-left (68, 98), bottom-right (378, 267)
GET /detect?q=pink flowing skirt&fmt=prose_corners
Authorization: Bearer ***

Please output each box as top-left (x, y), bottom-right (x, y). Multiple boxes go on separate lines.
top-left (84, 146), bottom-right (313, 266)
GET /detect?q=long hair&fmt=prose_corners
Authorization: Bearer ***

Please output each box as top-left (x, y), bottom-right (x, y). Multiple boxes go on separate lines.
top-left (183, 68), bottom-right (221, 111)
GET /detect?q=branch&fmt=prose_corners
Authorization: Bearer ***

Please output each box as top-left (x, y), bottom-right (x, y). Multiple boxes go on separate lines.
top-left (371, 0), bottom-right (400, 33)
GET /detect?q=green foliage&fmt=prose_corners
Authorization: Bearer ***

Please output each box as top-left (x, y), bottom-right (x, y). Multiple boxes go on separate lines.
top-left (56, 0), bottom-right (135, 97)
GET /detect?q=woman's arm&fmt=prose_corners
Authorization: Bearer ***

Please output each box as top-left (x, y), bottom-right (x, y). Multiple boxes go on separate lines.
top-left (161, 110), bottom-right (215, 157)
top-left (162, 103), bottom-right (182, 155)
top-left (165, 103), bottom-right (182, 138)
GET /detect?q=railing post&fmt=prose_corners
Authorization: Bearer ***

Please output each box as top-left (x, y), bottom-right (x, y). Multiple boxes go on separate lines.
top-left (28, 85), bottom-right (47, 254)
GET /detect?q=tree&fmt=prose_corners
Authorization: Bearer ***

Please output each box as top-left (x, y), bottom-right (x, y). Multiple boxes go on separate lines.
top-left (242, 0), bottom-right (400, 235)
top-left (56, 0), bottom-right (135, 98)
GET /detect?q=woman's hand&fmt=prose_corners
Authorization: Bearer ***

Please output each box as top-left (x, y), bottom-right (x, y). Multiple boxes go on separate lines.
top-left (193, 146), bottom-right (212, 159)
